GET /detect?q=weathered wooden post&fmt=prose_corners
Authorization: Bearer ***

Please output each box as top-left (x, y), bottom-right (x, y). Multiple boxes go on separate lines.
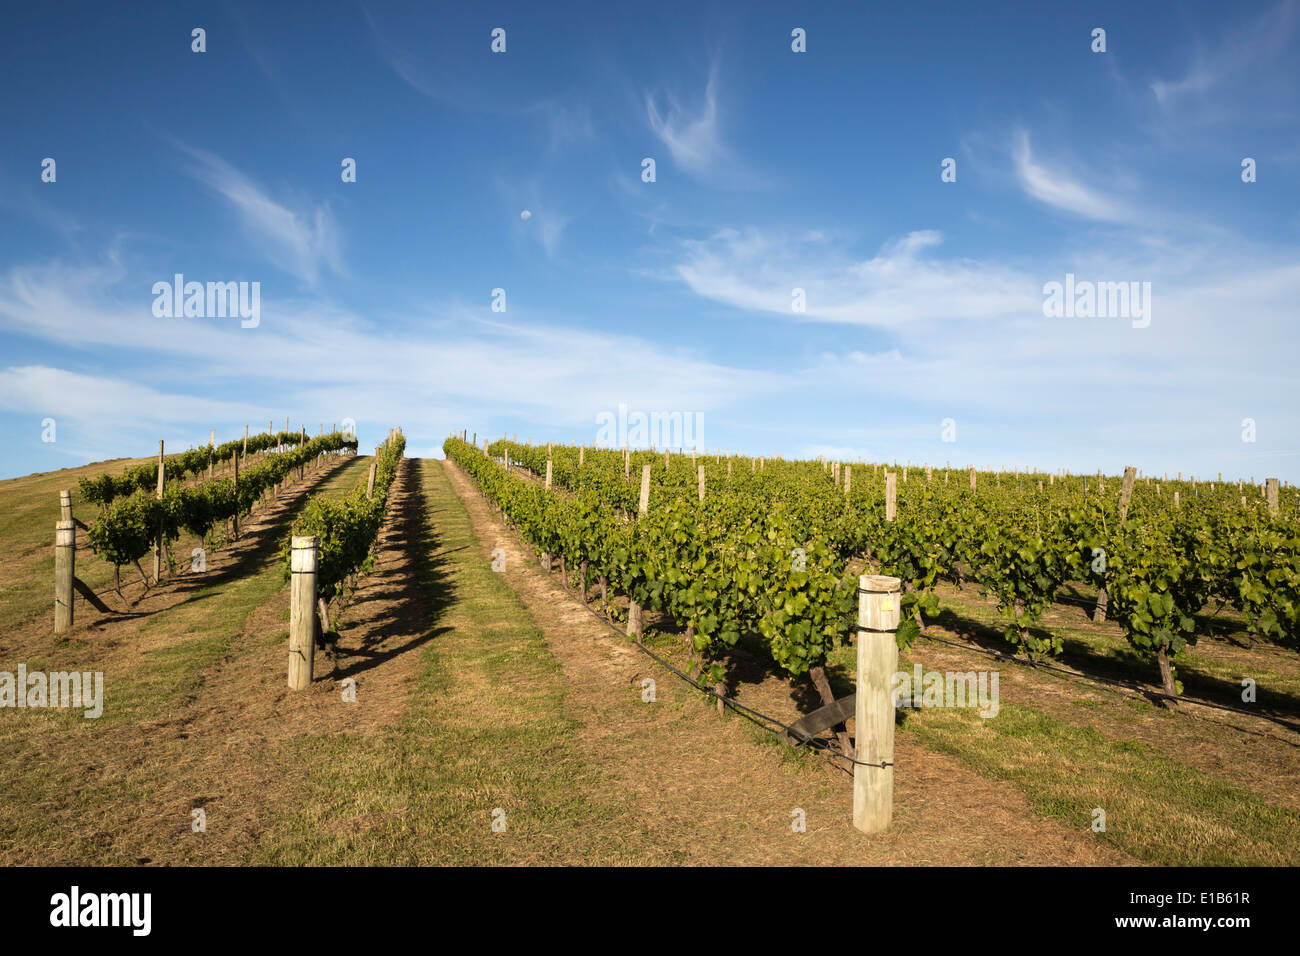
top-left (845, 465), bottom-right (852, 495)
top-left (579, 446), bottom-right (585, 467)
top-left (288, 536), bottom-right (319, 690)
top-left (366, 458), bottom-right (377, 499)
top-left (153, 440), bottom-right (165, 581)
top-left (638, 463), bottom-right (651, 515)
top-left (232, 450), bottom-right (240, 539)
top-left (885, 472), bottom-right (897, 521)
top-left (59, 489), bottom-right (72, 523)
top-left (54, 520), bottom-right (76, 634)
top-left (545, 459), bottom-right (553, 490)
top-left (969, 466), bottom-right (976, 492)
top-left (1267, 478), bottom-right (1279, 516)
top-left (855, 574), bottom-right (901, 833)
top-left (698, 464), bottom-right (705, 502)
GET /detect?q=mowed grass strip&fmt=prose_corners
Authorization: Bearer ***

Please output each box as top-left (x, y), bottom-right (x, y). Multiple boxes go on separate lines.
top-left (0, 459), bottom-right (368, 862)
top-left (252, 460), bottom-right (638, 865)
top-left (894, 683), bottom-right (1300, 866)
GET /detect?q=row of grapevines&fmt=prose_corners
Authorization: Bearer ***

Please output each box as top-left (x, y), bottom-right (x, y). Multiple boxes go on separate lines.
top-left (79, 430), bottom-right (343, 505)
top-left (480, 439), bottom-right (1300, 705)
top-left (281, 431), bottom-right (406, 602)
top-left (451, 438), bottom-right (857, 685)
top-left (85, 432), bottom-right (357, 572)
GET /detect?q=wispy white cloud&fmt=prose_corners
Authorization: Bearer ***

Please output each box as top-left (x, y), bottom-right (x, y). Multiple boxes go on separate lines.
top-left (674, 228), bottom-right (1037, 327)
top-left (1148, 0), bottom-right (1300, 124)
top-left (0, 255), bottom-right (780, 464)
top-left (1011, 130), bottom-right (1131, 223)
top-left (173, 143), bottom-right (344, 285)
top-left (645, 60), bottom-right (762, 188)
top-left (647, 63), bottom-right (725, 177)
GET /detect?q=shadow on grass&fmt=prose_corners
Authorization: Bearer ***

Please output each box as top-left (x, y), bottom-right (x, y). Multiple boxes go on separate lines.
top-left (330, 460), bottom-right (455, 681)
top-left (925, 604), bottom-right (1300, 732)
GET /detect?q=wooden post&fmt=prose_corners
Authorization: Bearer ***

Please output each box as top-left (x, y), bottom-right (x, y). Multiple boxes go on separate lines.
top-left (698, 465), bottom-right (705, 502)
top-left (366, 459), bottom-right (377, 499)
top-left (545, 459), bottom-right (553, 490)
top-left (153, 440), bottom-right (165, 581)
top-left (627, 465), bottom-right (653, 641)
top-left (232, 450), bottom-right (240, 539)
top-left (1119, 466), bottom-right (1137, 519)
top-left (844, 465), bottom-right (852, 495)
top-left (1267, 479), bottom-right (1279, 516)
top-left (579, 446), bottom-right (585, 467)
top-left (855, 574), bottom-right (901, 833)
top-left (59, 489), bottom-right (72, 523)
top-left (1173, 491), bottom-right (1180, 509)
top-left (969, 466), bottom-right (976, 492)
top-left (288, 536), bottom-right (319, 690)
top-left (885, 472), bottom-right (896, 521)
top-left (54, 520), bottom-right (75, 634)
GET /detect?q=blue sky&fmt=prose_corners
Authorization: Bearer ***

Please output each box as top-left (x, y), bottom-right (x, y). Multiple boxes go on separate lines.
top-left (2, 0), bottom-right (1298, 481)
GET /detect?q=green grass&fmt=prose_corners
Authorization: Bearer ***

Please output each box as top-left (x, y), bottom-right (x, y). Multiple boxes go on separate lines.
top-left (252, 459), bottom-right (639, 865)
top-left (900, 699), bottom-right (1300, 865)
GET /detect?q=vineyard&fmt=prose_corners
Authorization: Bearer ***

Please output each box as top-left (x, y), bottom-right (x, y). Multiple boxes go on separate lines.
top-left (2, 430), bottom-right (1298, 867)
top-left (447, 437), bottom-right (1300, 718)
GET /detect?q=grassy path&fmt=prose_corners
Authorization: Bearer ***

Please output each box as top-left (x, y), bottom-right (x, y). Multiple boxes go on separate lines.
top-left (253, 459), bottom-right (638, 864)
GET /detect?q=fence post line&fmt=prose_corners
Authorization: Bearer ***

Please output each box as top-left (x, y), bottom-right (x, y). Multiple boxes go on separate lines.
top-left (855, 574), bottom-right (901, 833)
top-left (54, 520), bottom-right (76, 634)
top-left (288, 536), bottom-right (319, 690)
